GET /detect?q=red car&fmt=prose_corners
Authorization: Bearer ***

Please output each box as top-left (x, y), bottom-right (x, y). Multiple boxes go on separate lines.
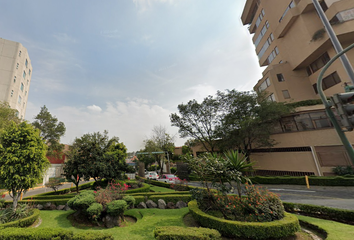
top-left (157, 174), bottom-right (181, 184)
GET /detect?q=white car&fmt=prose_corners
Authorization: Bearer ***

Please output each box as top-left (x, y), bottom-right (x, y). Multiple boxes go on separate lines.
top-left (145, 171), bottom-right (159, 180)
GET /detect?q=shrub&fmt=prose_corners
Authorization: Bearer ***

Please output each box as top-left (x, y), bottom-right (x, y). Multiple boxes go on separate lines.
top-left (0, 209), bottom-right (40, 228)
top-left (45, 178), bottom-right (63, 192)
top-left (188, 200), bottom-right (300, 239)
top-left (67, 190), bottom-right (95, 212)
top-left (87, 203), bottom-right (103, 221)
top-left (123, 195), bottom-right (135, 208)
top-left (333, 166), bottom-right (354, 176)
top-left (154, 226), bottom-right (222, 240)
top-left (107, 200), bottom-right (127, 219)
top-left (170, 167), bottom-right (177, 174)
top-left (94, 180), bottom-right (128, 205)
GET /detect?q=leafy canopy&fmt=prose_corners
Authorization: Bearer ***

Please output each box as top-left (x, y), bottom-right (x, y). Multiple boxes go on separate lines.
top-left (0, 101), bottom-right (20, 132)
top-left (32, 105), bottom-right (66, 157)
top-left (0, 121), bottom-right (49, 209)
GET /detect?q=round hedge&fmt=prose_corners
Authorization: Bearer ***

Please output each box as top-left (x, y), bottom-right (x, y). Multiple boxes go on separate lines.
top-left (188, 200), bottom-right (300, 239)
top-left (0, 209), bottom-right (40, 228)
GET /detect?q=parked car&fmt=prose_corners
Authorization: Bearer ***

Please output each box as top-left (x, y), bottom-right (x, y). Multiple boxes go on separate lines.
top-left (157, 174), bottom-right (181, 184)
top-left (145, 171), bottom-right (159, 180)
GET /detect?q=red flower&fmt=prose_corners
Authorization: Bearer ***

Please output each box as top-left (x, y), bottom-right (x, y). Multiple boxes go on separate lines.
top-left (1, 194), bottom-right (5, 198)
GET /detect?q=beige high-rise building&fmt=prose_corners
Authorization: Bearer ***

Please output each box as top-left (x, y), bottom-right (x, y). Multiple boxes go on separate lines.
top-left (0, 38), bottom-right (32, 119)
top-left (241, 0), bottom-right (354, 176)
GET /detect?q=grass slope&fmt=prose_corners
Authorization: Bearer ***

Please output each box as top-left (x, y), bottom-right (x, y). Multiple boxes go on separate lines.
top-left (148, 185), bottom-right (175, 193)
top-left (296, 215), bottom-right (354, 240)
top-left (38, 208), bottom-right (189, 240)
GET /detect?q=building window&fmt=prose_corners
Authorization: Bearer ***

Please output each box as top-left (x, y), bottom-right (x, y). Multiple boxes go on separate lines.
top-left (312, 71), bottom-right (341, 94)
top-left (282, 90), bottom-right (291, 99)
top-left (306, 52), bottom-right (330, 76)
top-left (27, 79), bottom-right (29, 85)
top-left (29, 69), bottom-right (31, 76)
top-left (13, 76), bottom-right (16, 83)
top-left (254, 21), bottom-right (270, 47)
top-left (19, 51), bottom-right (22, 57)
top-left (268, 93), bottom-right (276, 102)
top-left (258, 77), bottom-right (271, 92)
top-left (23, 71), bottom-right (26, 79)
top-left (25, 91), bottom-right (27, 96)
top-left (20, 83), bottom-right (24, 92)
top-left (266, 47), bottom-right (279, 64)
top-left (11, 90), bottom-right (14, 97)
top-left (23, 102), bottom-right (25, 107)
top-left (279, 0), bottom-right (295, 22)
top-left (25, 59), bottom-right (28, 68)
top-left (255, 9), bottom-right (265, 28)
top-left (257, 33), bottom-right (275, 59)
top-left (18, 96), bottom-right (22, 104)
top-left (16, 63), bottom-right (19, 69)
top-left (277, 73), bottom-right (285, 82)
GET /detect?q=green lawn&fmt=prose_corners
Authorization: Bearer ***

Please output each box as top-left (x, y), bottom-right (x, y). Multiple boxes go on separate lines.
top-left (38, 208), bottom-right (189, 240)
top-left (148, 185), bottom-right (175, 193)
top-left (296, 215), bottom-right (354, 240)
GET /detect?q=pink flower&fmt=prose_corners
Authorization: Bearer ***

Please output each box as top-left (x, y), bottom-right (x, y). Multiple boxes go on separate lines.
top-left (94, 191), bottom-right (97, 193)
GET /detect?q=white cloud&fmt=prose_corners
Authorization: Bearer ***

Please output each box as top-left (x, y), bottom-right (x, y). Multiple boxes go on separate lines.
top-left (87, 105), bottom-right (102, 112)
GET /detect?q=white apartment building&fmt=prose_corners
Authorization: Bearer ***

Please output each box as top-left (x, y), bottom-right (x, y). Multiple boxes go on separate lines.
top-left (0, 38), bottom-right (32, 119)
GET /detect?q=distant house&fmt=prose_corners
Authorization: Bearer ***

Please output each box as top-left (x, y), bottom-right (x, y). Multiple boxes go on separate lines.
top-left (43, 145), bottom-right (69, 183)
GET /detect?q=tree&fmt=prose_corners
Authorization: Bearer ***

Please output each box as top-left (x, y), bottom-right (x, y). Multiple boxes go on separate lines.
top-left (0, 122), bottom-right (49, 209)
top-left (170, 96), bottom-right (221, 153)
top-left (0, 101), bottom-right (20, 131)
top-left (45, 178), bottom-right (63, 192)
top-left (63, 131), bottom-right (129, 188)
top-left (216, 90), bottom-right (292, 161)
top-left (142, 125), bottom-right (175, 175)
top-left (32, 105), bottom-right (66, 157)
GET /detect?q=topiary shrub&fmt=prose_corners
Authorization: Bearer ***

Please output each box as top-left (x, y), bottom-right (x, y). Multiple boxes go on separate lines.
top-left (107, 200), bottom-right (127, 220)
top-left (154, 226), bottom-right (222, 240)
top-left (123, 195), bottom-right (135, 208)
top-left (87, 203), bottom-right (103, 221)
top-left (67, 190), bottom-right (95, 213)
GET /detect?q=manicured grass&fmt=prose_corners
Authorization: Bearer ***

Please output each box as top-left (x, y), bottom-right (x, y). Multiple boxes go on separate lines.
top-left (296, 215), bottom-right (354, 240)
top-left (38, 208), bottom-right (189, 240)
top-left (149, 185), bottom-right (175, 193)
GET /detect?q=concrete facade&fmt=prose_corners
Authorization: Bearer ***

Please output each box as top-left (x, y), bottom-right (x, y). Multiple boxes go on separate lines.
top-left (240, 0), bottom-right (354, 176)
top-left (0, 38), bottom-right (32, 119)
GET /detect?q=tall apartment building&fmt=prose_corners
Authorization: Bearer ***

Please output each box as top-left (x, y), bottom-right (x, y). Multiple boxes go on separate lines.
top-left (0, 38), bottom-right (32, 119)
top-left (241, 0), bottom-right (354, 176)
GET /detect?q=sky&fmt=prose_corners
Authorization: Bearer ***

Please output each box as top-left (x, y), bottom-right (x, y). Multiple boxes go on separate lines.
top-left (0, 0), bottom-right (263, 152)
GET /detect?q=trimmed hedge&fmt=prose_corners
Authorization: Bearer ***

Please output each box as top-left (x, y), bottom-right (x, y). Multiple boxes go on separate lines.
top-left (23, 193), bottom-right (77, 200)
top-left (6, 199), bottom-right (72, 206)
top-left (154, 226), bottom-right (222, 240)
top-left (149, 194), bottom-right (192, 204)
top-left (36, 181), bottom-right (94, 196)
top-left (0, 227), bottom-right (114, 239)
top-left (0, 209), bottom-right (40, 228)
top-left (283, 202), bottom-right (354, 224)
top-left (126, 183), bottom-right (150, 194)
top-left (250, 176), bottom-right (354, 186)
top-left (188, 200), bottom-right (300, 239)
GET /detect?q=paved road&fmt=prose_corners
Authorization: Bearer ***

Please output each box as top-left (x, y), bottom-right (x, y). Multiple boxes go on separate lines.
top-left (188, 182), bottom-right (354, 210)
top-left (2, 180), bottom-right (93, 201)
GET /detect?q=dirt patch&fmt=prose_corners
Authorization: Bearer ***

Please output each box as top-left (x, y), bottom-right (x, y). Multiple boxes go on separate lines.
top-left (67, 213), bottom-right (136, 229)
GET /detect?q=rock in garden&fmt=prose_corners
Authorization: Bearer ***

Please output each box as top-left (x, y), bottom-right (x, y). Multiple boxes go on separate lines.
top-left (104, 215), bottom-right (119, 228)
top-left (57, 205), bottom-right (65, 210)
top-left (64, 204), bottom-right (71, 211)
top-left (166, 202), bottom-right (175, 209)
top-left (176, 201), bottom-right (187, 209)
top-left (50, 204), bottom-right (57, 210)
top-left (157, 199), bottom-right (166, 209)
top-left (137, 202), bottom-right (147, 209)
top-left (36, 204), bottom-right (44, 210)
top-left (146, 200), bottom-right (157, 208)
top-left (44, 202), bottom-right (52, 210)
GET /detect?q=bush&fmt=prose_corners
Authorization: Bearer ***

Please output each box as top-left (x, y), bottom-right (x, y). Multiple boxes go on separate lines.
top-left (188, 200), bottom-right (300, 239)
top-left (332, 166), bottom-right (354, 176)
top-left (0, 209), bottom-right (40, 228)
top-left (67, 190), bottom-right (95, 212)
top-left (149, 194), bottom-right (192, 205)
top-left (107, 200), bottom-right (127, 218)
top-left (154, 226), bottom-right (222, 240)
top-left (123, 195), bottom-right (135, 208)
top-left (0, 227), bottom-right (114, 239)
top-left (87, 203), bottom-right (103, 221)
top-left (170, 167), bottom-right (177, 174)
top-left (38, 181), bottom-right (94, 196)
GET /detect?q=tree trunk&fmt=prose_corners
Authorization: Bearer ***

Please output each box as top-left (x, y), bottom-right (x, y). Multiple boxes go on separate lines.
top-left (12, 190), bottom-right (21, 210)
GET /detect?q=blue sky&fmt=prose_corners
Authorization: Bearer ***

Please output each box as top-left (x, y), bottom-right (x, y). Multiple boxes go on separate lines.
top-left (0, 0), bottom-right (263, 152)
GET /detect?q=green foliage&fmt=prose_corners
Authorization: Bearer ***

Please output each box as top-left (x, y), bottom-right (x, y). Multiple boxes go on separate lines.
top-left (154, 226), bottom-right (222, 240)
top-left (188, 200), bottom-right (300, 239)
top-left (67, 190), bottom-right (96, 212)
top-left (87, 202), bottom-right (103, 221)
top-left (63, 131), bottom-right (129, 186)
top-left (283, 202), bottom-right (354, 225)
top-left (0, 208), bottom-right (40, 228)
top-left (149, 194), bottom-right (192, 204)
top-left (0, 101), bottom-right (20, 132)
top-left (147, 164), bottom-right (160, 171)
top-left (249, 175), bottom-right (354, 186)
top-left (0, 227), bottom-right (114, 239)
top-left (107, 200), bottom-right (127, 218)
top-left (0, 121), bottom-right (49, 209)
top-left (94, 180), bottom-right (128, 206)
top-left (286, 99), bottom-right (323, 108)
top-left (170, 167), bottom-right (177, 174)
top-left (32, 105), bottom-right (66, 157)
top-left (45, 178), bottom-right (63, 192)
top-left (332, 165), bottom-right (354, 176)
top-left (123, 195), bottom-right (135, 208)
